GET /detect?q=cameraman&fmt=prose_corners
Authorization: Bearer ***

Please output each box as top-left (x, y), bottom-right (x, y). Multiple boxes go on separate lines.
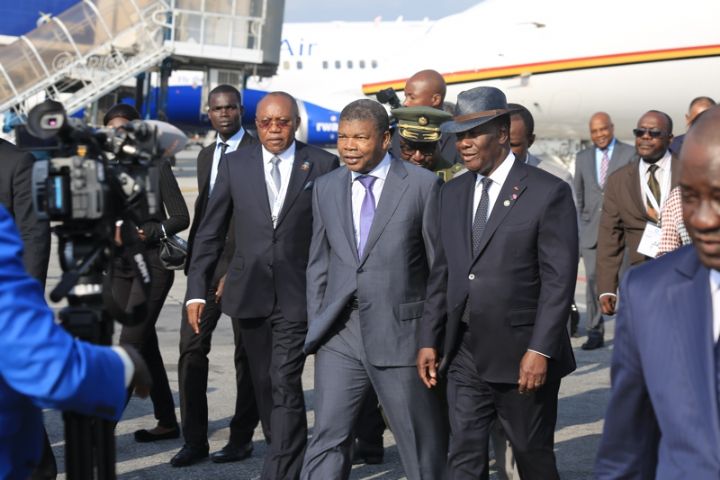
top-left (0, 203), bottom-right (150, 480)
top-left (104, 104), bottom-right (189, 442)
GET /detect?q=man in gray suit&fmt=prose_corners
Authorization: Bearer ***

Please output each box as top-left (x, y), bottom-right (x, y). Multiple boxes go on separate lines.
top-left (301, 99), bottom-right (447, 480)
top-left (574, 112), bottom-right (635, 349)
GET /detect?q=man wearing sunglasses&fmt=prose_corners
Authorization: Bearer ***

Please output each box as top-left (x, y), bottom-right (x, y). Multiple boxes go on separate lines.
top-left (596, 110), bottom-right (677, 319)
top-left (186, 91), bottom-right (339, 479)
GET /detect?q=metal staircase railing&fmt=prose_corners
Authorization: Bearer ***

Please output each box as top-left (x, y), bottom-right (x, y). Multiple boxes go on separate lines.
top-left (0, 0), bottom-right (173, 120)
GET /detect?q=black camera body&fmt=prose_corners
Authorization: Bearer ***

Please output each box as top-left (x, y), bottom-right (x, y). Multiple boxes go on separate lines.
top-left (25, 100), bottom-right (160, 226)
top-left (376, 87), bottom-right (402, 109)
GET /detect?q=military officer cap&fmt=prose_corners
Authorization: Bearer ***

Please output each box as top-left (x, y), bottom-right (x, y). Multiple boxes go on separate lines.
top-left (391, 106), bottom-right (453, 143)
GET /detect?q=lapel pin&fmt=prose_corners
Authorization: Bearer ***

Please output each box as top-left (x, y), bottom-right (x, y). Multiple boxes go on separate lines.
top-left (300, 161), bottom-right (310, 171)
top-left (512, 193), bottom-right (518, 200)
top-left (513, 185), bottom-right (519, 190)
top-left (503, 200), bottom-right (511, 207)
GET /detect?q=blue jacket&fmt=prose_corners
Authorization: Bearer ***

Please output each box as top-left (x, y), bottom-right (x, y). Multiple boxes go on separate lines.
top-left (0, 205), bottom-right (126, 480)
top-left (596, 245), bottom-right (720, 479)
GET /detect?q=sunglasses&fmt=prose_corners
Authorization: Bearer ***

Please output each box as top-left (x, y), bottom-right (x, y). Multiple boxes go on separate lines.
top-left (399, 141), bottom-right (436, 156)
top-left (256, 117), bottom-right (293, 129)
top-left (632, 128), bottom-right (665, 138)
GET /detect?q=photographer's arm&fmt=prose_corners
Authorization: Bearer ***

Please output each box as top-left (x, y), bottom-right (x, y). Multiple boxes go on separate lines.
top-left (0, 206), bottom-right (140, 420)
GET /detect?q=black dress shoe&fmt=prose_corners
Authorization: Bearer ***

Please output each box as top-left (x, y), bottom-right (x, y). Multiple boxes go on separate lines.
top-left (210, 442), bottom-right (253, 463)
top-left (170, 445), bottom-right (209, 467)
top-left (581, 335), bottom-right (604, 350)
top-left (134, 426), bottom-right (180, 443)
top-left (352, 439), bottom-right (384, 465)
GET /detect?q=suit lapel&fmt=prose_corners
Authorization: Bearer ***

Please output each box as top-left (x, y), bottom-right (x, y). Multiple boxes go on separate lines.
top-left (276, 143), bottom-right (312, 228)
top-left (336, 168), bottom-right (359, 264)
top-left (359, 158), bottom-right (408, 266)
top-left (247, 147), bottom-right (273, 223)
top-left (197, 145), bottom-right (214, 199)
top-left (626, 160), bottom-right (648, 217)
top-left (471, 160), bottom-right (527, 263)
top-left (456, 172), bottom-right (475, 263)
top-left (670, 251), bottom-right (718, 430)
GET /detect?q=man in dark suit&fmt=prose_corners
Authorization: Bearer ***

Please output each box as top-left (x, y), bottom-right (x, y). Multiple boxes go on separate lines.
top-left (596, 105), bottom-right (720, 478)
top-left (574, 112), bottom-right (635, 349)
top-left (301, 99), bottom-right (447, 480)
top-left (418, 86), bottom-right (578, 480)
top-left (186, 91), bottom-right (338, 480)
top-left (171, 85), bottom-right (261, 467)
top-left (0, 139), bottom-right (50, 285)
top-left (596, 111), bottom-right (676, 319)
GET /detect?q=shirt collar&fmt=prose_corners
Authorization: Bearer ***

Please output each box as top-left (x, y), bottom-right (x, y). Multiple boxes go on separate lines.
top-left (350, 152), bottom-right (392, 182)
top-left (710, 270), bottom-right (720, 292)
top-left (216, 127), bottom-right (245, 151)
top-left (261, 141), bottom-right (296, 164)
top-left (641, 150), bottom-right (671, 171)
top-left (597, 137), bottom-right (616, 154)
top-left (477, 151), bottom-right (515, 189)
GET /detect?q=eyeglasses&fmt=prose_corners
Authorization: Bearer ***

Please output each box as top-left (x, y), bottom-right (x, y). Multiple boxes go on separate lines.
top-left (256, 117), bottom-right (293, 129)
top-left (632, 128), bottom-right (665, 138)
top-left (399, 141), bottom-right (436, 156)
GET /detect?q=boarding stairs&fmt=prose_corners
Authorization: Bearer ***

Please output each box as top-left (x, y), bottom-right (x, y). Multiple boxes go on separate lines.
top-left (0, 0), bottom-right (277, 140)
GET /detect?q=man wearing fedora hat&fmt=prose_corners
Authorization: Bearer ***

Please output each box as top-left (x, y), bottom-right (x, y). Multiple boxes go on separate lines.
top-left (418, 86), bottom-right (578, 479)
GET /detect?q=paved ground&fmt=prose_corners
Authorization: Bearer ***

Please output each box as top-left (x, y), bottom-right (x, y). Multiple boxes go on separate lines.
top-left (44, 146), bottom-right (611, 479)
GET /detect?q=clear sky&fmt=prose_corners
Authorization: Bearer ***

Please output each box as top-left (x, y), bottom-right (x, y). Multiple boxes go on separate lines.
top-left (283, 0), bottom-right (480, 22)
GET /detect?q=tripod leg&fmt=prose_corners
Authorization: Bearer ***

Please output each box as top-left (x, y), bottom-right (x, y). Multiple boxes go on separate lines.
top-left (64, 413), bottom-right (94, 480)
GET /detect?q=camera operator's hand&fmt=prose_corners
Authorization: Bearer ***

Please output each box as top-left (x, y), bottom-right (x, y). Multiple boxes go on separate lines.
top-left (120, 345), bottom-right (152, 398)
top-left (187, 302), bottom-right (205, 335)
top-left (215, 274), bottom-right (227, 303)
top-left (136, 228), bottom-right (147, 242)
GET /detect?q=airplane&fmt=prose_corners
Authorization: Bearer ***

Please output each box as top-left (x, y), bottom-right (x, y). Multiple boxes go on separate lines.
top-left (4, 0), bottom-right (720, 149)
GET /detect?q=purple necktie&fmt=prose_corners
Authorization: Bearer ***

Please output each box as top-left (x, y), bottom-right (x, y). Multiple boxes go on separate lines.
top-left (357, 175), bottom-right (377, 257)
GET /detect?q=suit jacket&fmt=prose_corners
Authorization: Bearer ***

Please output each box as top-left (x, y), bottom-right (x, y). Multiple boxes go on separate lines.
top-left (0, 139), bottom-right (50, 285)
top-left (596, 155), bottom-right (679, 295)
top-left (420, 159), bottom-right (578, 383)
top-left (184, 132), bottom-right (257, 282)
top-left (574, 140), bottom-right (635, 250)
top-left (0, 206), bottom-right (125, 480)
top-left (304, 157), bottom-right (442, 367)
top-left (596, 246), bottom-right (720, 479)
top-left (187, 141), bottom-right (338, 321)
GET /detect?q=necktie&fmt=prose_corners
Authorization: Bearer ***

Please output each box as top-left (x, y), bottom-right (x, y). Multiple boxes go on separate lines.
top-left (267, 156), bottom-right (282, 210)
top-left (270, 156), bottom-right (282, 192)
top-left (357, 175), bottom-right (377, 257)
top-left (209, 142), bottom-right (228, 196)
top-left (599, 149), bottom-right (609, 187)
top-left (647, 164), bottom-right (661, 219)
top-left (472, 177), bottom-right (493, 256)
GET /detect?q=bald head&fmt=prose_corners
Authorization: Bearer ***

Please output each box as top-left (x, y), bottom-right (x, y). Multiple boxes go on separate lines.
top-left (589, 112), bottom-right (614, 150)
top-left (686, 96), bottom-right (716, 128)
top-left (403, 69), bottom-right (446, 108)
top-left (679, 105), bottom-right (720, 269)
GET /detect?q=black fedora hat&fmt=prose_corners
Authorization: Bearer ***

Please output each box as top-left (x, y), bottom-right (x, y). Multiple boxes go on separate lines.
top-left (441, 86), bottom-right (518, 134)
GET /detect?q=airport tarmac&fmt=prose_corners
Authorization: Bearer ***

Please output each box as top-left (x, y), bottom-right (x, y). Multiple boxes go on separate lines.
top-left (44, 146), bottom-right (610, 479)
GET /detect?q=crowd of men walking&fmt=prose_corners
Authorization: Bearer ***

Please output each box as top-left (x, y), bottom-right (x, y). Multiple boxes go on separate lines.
top-left (3, 65), bottom-right (720, 479)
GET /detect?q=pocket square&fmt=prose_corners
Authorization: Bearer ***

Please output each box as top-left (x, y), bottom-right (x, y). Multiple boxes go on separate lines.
top-left (303, 180), bottom-right (314, 190)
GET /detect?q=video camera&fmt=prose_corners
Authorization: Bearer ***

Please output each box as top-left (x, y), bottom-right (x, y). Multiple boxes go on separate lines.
top-left (376, 87), bottom-right (402, 109)
top-left (18, 99), bottom-right (187, 479)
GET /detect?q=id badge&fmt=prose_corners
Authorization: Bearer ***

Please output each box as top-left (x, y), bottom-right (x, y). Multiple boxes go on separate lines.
top-left (637, 222), bottom-right (661, 258)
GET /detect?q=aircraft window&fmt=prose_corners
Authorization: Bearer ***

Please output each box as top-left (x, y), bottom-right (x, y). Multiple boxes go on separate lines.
top-left (347, 60), bottom-right (353, 69)
top-left (297, 61), bottom-right (303, 70)
top-left (335, 60), bottom-right (341, 69)
top-left (371, 60), bottom-right (378, 69)
top-left (322, 61), bottom-right (328, 69)
top-left (283, 61), bottom-right (290, 70)
top-left (359, 60), bottom-right (366, 69)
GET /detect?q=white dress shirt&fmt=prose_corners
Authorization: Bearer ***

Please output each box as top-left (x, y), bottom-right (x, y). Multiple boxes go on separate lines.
top-left (473, 151), bottom-right (515, 223)
top-left (262, 142), bottom-right (296, 227)
top-left (709, 270), bottom-right (720, 342)
top-left (350, 153), bottom-right (391, 248)
top-left (210, 128), bottom-right (246, 195)
top-left (638, 150), bottom-right (672, 213)
top-left (595, 137), bottom-right (617, 183)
